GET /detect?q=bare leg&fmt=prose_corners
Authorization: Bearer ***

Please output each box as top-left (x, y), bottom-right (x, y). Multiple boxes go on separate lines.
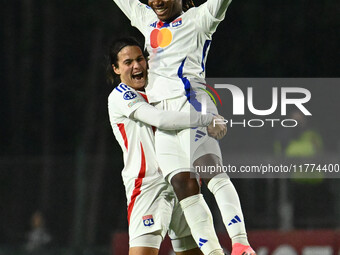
top-left (171, 172), bottom-right (200, 201)
top-left (193, 153), bottom-right (221, 183)
top-left (129, 247), bottom-right (159, 255)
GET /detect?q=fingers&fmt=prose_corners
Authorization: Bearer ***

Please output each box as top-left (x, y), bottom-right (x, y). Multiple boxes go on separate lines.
top-left (219, 123), bottom-right (227, 139)
top-left (183, 0), bottom-right (195, 11)
top-left (207, 115), bottom-right (227, 140)
top-left (215, 124), bottom-right (226, 140)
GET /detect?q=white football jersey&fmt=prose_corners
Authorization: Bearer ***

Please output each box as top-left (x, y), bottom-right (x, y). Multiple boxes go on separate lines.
top-left (108, 83), bottom-right (163, 212)
top-left (113, 0), bottom-right (232, 103)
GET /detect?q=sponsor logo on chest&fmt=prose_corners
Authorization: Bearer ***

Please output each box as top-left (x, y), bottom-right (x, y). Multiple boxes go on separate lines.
top-left (149, 18), bottom-right (184, 48)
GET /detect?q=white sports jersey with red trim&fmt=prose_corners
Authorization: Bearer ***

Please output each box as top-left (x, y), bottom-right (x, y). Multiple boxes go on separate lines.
top-left (112, 0), bottom-right (232, 103)
top-left (108, 83), bottom-right (163, 222)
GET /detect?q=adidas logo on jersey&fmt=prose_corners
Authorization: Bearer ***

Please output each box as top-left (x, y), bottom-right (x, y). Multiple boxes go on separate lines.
top-left (195, 130), bottom-right (206, 142)
top-left (198, 238), bottom-right (208, 248)
top-left (149, 18), bottom-right (183, 28)
top-left (150, 21), bottom-right (157, 28)
top-left (142, 215), bottom-right (155, 227)
top-left (228, 215), bottom-right (242, 226)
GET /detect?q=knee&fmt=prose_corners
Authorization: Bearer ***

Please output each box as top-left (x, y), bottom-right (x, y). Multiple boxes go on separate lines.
top-left (194, 154), bottom-right (226, 183)
top-left (170, 172), bottom-right (200, 201)
top-left (193, 153), bottom-right (221, 168)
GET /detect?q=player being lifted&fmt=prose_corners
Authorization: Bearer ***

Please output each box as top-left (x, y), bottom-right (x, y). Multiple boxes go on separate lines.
top-left (108, 37), bottom-right (226, 255)
top-left (111, 0), bottom-right (256, 254)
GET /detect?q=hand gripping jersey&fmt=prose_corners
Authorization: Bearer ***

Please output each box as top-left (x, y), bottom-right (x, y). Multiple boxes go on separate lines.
top-left (108, 83), bottom-right (163, 223)
top-left (113, 0), bottom-right (232, 103)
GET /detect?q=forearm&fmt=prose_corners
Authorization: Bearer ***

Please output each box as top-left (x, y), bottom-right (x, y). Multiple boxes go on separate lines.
top-left (112, 0), bottom-right (140, 20)
top-left (206, 0), bottom-right (232, 20)
top-left (132, 104), bottom-right (213, 130)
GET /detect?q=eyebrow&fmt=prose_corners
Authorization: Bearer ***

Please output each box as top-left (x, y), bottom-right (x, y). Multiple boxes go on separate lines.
top-left (122, 55), bottom-right (144, 63)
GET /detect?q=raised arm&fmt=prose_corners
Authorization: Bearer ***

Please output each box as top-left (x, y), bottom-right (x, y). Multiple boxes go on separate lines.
top-left (112, 0), bottom-right (141, 21)
top-left (206, 0), bottom-right (232, 20)
top-left (197, 0), bottom-right (232, 33)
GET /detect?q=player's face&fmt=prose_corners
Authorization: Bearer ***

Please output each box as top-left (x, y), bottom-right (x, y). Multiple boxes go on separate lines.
top-left (113, 46), bottom-right (147, 91)
top-left (148, 0), bottom-right (182, 22)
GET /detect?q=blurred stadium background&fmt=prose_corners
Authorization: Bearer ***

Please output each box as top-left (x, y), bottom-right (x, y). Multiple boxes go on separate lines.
top-left (0, 0), bottom-right (339, 254)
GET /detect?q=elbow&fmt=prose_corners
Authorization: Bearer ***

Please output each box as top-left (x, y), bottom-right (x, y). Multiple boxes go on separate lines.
top-left (157, 115), bottom-right (173, 130)
top-left (157, 121), bottom-right (168, 130)
top-left (152, 118), bottom-right (164, 129)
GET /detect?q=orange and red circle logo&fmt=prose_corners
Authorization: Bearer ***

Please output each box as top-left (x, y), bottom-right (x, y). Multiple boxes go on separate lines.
top-left (150, 28), bottom-right (173, 48)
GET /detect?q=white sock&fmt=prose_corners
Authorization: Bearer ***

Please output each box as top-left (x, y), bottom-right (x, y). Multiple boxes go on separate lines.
top-left (180, 194), bottom-right (224, 255)
top-left (208, 173), bottom-right (249, 246)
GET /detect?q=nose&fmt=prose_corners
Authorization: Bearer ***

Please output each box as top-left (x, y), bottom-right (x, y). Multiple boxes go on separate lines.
top-left (150, 0), bottom-right (163, 6)
top-left (132, 60), bottom-right (142, 70)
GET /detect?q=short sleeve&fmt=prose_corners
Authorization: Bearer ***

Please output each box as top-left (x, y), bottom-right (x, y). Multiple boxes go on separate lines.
top-left (112, 0), bottom-right (155, 35)
top-left (130, 3), bottom-right (155, 33)
top-left (195, 0), bottom-right (232, 35)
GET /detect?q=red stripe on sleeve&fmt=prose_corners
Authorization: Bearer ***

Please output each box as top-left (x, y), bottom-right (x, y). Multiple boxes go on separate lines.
top-left (127, 143), bottom-right (146, 225)
top-left (117, 123), bottom-right (128, 150)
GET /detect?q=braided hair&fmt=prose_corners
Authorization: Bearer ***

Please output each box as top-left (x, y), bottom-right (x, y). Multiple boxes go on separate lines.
top-left (182, 0), bottom-right (195, 11)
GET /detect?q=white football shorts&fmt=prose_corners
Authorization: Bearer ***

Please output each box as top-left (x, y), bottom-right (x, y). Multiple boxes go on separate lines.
top-left (129, 179), bottom-right (197, 252)
top-left (153, 90), bottom-right (222, 179)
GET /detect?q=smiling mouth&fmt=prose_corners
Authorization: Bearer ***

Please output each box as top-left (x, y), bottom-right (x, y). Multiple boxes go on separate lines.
top-left (155, 8), bottom-right (167, 16)
top-left (132, 71), bottom-right (144, 80)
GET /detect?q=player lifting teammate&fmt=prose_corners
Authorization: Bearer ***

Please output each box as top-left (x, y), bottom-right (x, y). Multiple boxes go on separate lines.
top-left (110, 0), bottom-right (256, 254)
top-left (107, 37), bottom-right (226, 255)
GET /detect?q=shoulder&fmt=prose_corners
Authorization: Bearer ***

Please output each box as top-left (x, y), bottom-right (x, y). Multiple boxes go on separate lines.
top-left (181, 6), bottom-right (199, 18)
top-left (110, 83), bottom-right (140, 100)
top-left (109, 83), bottom-right (148, 110)
top-left (133, 2), bottom-right (157, 21)
top-left (136, 2), bottom-right (153, 12)
top-left (182, 4), bottom-right (210, 22)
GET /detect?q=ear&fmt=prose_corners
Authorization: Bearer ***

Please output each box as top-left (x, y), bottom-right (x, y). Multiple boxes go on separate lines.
top-left (113, 64), bottom-right (121, 75)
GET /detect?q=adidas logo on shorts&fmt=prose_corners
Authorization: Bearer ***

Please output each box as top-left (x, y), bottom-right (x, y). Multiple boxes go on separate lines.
top-left (195, 130), bottom-right (206, 142)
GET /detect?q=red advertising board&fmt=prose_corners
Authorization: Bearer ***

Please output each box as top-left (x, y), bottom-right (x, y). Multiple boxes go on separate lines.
top-left (112, 230), bottom-right (340, 255)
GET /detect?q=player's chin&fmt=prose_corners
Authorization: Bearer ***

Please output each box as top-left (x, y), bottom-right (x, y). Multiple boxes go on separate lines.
top-left (131, 77), bottom-right (146, 90)
top-left (154, 9), bottom-right (168, 20)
